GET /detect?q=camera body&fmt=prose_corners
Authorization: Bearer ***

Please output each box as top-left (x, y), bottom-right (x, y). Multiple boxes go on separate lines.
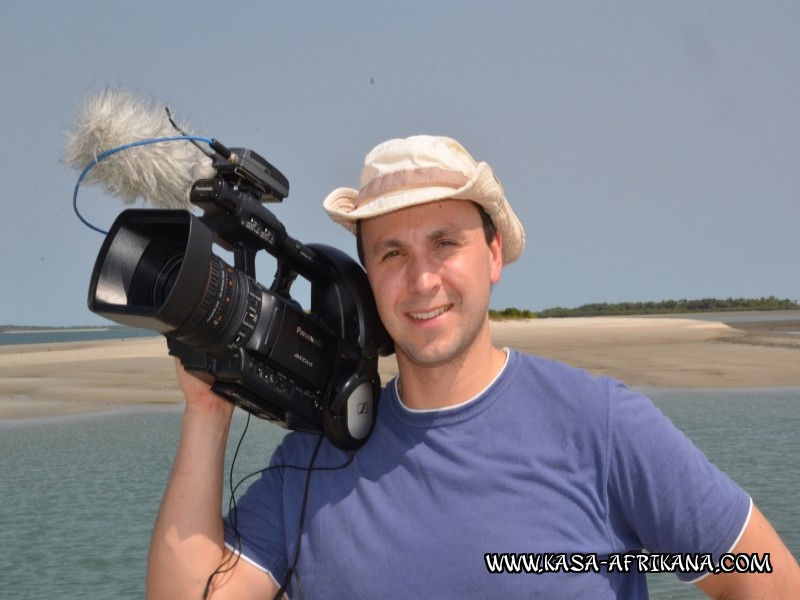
top-left (88, 147), bottom-right (392, 450)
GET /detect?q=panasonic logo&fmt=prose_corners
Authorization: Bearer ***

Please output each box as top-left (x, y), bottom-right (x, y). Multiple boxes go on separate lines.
top-left (296, 326), bottom-right (323, 348)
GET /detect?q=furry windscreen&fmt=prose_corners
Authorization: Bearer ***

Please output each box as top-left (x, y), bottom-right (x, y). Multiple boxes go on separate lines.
top-left (63, 87), bottom-right (215, 208)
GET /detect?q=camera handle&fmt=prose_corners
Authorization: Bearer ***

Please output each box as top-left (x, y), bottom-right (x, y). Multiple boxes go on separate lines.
top-left (270, 261), bottom-right (299, 302)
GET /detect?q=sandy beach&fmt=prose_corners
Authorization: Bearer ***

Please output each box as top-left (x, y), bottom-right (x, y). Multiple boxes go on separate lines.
top-left (1, 315), bottom-right (798, 420)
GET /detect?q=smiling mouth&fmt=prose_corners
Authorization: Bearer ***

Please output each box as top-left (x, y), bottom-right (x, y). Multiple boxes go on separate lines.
top-left (407, 304), bottom-right (453, 321)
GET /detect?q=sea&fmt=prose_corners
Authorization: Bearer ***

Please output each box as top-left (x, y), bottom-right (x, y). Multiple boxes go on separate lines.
top-left (0, 327), bottom-right (798, 599)
top-left (0, 327), bottom-right (157, 346)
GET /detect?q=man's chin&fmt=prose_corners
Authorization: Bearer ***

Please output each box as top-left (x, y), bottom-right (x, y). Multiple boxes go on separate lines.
top-left (396, 340), bottom-right (466, 370)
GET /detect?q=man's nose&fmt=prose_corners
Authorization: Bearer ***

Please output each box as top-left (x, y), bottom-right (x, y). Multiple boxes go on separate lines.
top-left (406, 254), bottom-right (441, 294)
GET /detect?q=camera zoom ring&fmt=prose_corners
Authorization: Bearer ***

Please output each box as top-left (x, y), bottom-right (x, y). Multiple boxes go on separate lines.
top-left (176, 256), bottom-right (247, 354)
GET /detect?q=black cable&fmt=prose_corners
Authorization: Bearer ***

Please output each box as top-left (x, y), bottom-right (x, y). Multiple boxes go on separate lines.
top-left (283, 446), bottom-right (355, 599)
top-left (202, 413), bottom-right (252, 599)
top-left (273, 435), bottom-right (323, 600)
top-left (202, 425), bottom-right (356, 600)
top-left (165, 106), bottom-right (217, 160)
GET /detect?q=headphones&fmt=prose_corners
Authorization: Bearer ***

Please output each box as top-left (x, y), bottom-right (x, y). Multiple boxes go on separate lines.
top-left (305, 243), bottom-right (393, 451)
top-left (324, 368), bottom-right (382, 450)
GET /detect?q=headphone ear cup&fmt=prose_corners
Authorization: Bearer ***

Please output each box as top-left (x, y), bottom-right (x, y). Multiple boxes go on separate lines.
top-left (324, 372), bottom-right (380, 450)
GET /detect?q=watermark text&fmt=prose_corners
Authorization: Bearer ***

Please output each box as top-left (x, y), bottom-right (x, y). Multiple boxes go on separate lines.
top-left (484, 552), bottom-right (772, 575)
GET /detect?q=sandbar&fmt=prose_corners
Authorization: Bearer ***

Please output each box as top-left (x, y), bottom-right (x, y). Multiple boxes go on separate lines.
top-left (1, 316), bottom-right (798, 420)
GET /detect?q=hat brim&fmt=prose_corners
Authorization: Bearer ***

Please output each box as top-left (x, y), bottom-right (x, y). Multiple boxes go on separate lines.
top-left (323, 162), bottom-right (525, 264)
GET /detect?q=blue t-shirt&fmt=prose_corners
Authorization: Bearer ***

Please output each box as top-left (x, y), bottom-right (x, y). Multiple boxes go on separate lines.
top-left (225, 350), bottom-right (750, 598)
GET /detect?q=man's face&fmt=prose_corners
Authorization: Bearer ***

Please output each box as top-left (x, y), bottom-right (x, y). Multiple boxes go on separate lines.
top-left (360, 200), bottom-right (503, 369)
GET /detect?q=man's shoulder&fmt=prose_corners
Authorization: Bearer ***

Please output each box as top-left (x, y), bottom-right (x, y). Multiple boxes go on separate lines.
top-left (480, 350), bottom-right (625, 436)
top-left (507, 349), bottom-right (616, 397)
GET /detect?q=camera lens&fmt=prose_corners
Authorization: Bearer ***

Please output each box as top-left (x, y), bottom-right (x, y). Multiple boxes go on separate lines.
top-left (152, 253), bottom-right (184, 307)
top-left (127, 228), bottom-right (255, 354)
top-left (89, 211), bottom-right (258, 355)
top-left (171, 254), bottom-right (256, 355)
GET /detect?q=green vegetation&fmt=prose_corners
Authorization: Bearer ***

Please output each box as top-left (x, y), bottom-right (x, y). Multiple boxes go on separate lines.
top-left (488, 307), bottom-right (538, 320)
top-left (490, 296), bottom-right (800, 320)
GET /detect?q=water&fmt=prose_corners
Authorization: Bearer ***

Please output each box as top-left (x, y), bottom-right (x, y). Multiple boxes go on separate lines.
top-left (646, 310), bottom-right (800, 335)
top-left (643, 388), bottom-right (800, 599)
top-left (0, 327), bottom-right (156, 346)
top-left (0, 409), bottom-right (286, 600)
top-left (1, 390), bottom-right (797, 599)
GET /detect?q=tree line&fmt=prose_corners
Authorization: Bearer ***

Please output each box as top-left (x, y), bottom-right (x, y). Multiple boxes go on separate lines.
top-left (489, 296), bottom-right (800, 320)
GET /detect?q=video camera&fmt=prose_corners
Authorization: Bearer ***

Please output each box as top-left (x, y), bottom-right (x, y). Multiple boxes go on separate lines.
top-left (87, 142), bottom-right (391, 450)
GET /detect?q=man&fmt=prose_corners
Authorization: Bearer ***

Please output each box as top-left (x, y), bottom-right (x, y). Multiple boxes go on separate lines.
top-left (147, 136), bottom-right (800, 599)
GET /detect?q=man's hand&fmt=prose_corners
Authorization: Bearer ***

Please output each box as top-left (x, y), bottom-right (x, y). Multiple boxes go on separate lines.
top-left (174, 358), bottom-right (235, 418)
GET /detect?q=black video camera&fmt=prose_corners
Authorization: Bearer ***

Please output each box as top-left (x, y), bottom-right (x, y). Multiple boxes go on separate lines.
top-left (87, 144), bottom-right (392, 450)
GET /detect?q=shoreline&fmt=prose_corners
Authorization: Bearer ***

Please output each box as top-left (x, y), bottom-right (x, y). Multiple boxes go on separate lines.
top-left (0, 327), bottom-right (112, 334)
top-left (1, 315), bottom-right (798, 421)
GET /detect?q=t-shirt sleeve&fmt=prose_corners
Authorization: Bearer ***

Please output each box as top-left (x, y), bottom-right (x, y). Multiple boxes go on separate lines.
top-left (223, 439), bottom-right (290, 584)
top-left (604, 380), bottom-right (751, 582)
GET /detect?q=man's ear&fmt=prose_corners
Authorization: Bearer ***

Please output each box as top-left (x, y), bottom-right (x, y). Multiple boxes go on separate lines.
top-left (490, 231), bottom-right (503, 284)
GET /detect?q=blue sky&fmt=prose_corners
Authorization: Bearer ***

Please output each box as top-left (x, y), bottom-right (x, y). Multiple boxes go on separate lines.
top-left (1, 1), bottom-right (798, 326)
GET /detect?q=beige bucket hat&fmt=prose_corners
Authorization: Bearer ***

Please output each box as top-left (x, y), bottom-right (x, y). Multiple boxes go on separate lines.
top-left (323, 135), bottom-right (525, 264)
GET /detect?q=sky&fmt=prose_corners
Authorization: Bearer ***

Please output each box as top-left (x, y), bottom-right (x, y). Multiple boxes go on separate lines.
top-left (1, 1), bottom-right (798, 327)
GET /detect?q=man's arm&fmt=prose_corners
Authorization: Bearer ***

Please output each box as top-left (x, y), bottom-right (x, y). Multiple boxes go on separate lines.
top-left (694, 503), bottom-right (800, 599)
top-left (146, 360), bottom-right (279, 600)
